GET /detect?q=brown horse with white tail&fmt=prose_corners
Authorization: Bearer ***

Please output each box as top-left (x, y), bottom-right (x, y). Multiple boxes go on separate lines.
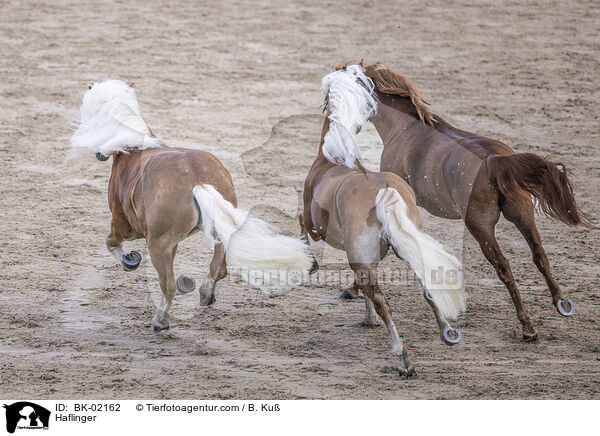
top-left (337, 61), bottom-right (591, 341)
top-left (71, 79), bottom-right (316, 332)
top-left (301, 66), bottom-right (468, 377)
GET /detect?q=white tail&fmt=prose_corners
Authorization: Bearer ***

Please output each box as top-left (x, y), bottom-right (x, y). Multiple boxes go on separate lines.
top-left (192, 185), bottom-right (314, 292)
top-left (376, 188), bottom-right (467, 320)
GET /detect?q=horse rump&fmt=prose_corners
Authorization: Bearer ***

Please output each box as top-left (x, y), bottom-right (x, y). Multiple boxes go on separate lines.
top-left (192, 184), bottom-right (315, 292)
top-left (487, 153), bottom-right (590, 227)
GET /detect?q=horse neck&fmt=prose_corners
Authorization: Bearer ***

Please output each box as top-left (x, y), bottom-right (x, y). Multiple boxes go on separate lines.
top-left (371, 94), bottom-right (431, 152)
top-left (309, 114), bottom-right (336, 178)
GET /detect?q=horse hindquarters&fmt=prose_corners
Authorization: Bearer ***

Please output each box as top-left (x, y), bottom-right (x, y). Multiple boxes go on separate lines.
top-left (375, 187), bottom-right (467, 345)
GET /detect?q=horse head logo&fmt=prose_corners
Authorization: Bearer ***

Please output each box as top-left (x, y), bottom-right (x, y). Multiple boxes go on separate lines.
top-left (3, 402), bottom-right (50, 434)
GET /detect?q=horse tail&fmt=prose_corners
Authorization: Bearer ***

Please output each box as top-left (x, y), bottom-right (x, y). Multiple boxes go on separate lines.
top-left (192, 184), bottom-right (315, 291)
top-left (487, 153), bottom-right (590, 227)
top-left (376, 188), bottom-right (467, 320)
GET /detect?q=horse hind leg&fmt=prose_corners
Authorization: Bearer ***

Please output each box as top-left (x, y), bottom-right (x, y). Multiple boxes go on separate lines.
top-left (423, 291), bottom-right (462, 345)
top-left (502, 200), bottom-right (574, 316)
top-left (465, 215), bottom-right (538, 341)
top-left (199, 243), bottom-right (227, 306)
top-left (353, 264), bottom-right (415, 378)
top-left (148, 240), bottom-right (178, 332)
top-left (345, 231), bottom-right (413, 377)
top-left (163, 243), bottom-right (196, 295)
top-left (385, 227), bottom-right (463, 344)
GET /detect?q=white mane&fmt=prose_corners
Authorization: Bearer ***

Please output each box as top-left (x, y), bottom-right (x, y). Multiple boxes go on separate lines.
top-left (70, 79), bottom-right (161, 157)
top-left (321, 65), bottom-right (377, 168)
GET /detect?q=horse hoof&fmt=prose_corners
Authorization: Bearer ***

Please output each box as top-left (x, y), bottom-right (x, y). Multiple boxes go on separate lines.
top-left (199, 293), bottom-right (216, 306)
top-left (198, 279), bottom-right (216, 306)
top-left (361, 317), bottom-right (382, 327)
top-left (309, 257), bottom-right (319, 275)
top-left (398, 357), bottom-right (416, 379)
top-left (95, 152), bottom-right (109, 161)
top-left (340, 290), bottom-right (356, 300)
top-left (442, 327), bottom-right (462, 346)
top-left (522, 331), bottom-right (539, 342)
top-left (152, 322), bottom-right (169, 332)
top-left (556, 299), bottom-right (574, 317)
top-left (176, 275), bottom-right (196, 294)
top-left (122, 251), bottom-right (141, 271)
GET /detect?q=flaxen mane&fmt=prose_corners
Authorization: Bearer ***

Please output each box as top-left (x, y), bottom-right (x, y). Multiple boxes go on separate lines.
top-left (364, 62), bottom-right (435, 126)
top-left (321, 65), bottom-right (377, 169)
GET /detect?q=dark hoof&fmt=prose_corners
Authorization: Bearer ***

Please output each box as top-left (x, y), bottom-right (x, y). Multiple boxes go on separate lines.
top-left (121, 251), bottom-right (142, 271)
top-left (339, 290), bottom-right (356, 300)
top-left (556, 299), bottom-right (574, 317)
top-left (309, 257), bottom-right (319, 275)
top-left (522, 331), bottom-right (539, 342)
top-left (199, 289), bottom-right (216, 307)
top-left (95, 152), bottom-right (109, 161)
top-left (199, 293), bottom-right (216, 306)
top-left (398, 356), bottom-right (416, 379)
top-left (176, 275), bottom-right (196, 294)
top-left (152, 324), bottom-right (169, 332)
top-left (442, 327), bottom-right (462, 345)
top-left (205, 294), bottom-right (216, 306)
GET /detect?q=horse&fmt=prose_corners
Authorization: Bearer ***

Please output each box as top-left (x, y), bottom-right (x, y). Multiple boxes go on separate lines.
top-left (300, 66), bottom-right (468, 377)
top-left (336, 61), bottom-right (590, 341)
top-left (70, 79), bottom-right (316, 332)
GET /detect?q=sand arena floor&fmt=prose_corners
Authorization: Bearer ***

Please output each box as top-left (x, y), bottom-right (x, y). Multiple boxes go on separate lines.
top-left (0, 0), bottom-right (598, 398)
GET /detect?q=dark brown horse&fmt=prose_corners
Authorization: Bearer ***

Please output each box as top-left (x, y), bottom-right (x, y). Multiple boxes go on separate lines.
top-left (71, 79), bottom-right (316, 332)
top-left (337, 61), bottom-right (590, 341)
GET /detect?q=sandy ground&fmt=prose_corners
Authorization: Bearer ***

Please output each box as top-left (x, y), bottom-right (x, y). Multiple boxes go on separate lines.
top-left (0, 0), bottom-right (599, 399)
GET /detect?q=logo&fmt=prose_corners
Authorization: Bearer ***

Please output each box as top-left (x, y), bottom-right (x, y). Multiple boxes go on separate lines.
top-left (3, 402), bottom-right (50, 434)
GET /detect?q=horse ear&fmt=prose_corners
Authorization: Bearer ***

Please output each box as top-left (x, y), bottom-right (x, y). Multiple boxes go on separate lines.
top-left (3, 405), bottom-right (7, 408)
top-left (129, 82), bottom-right (135, 88)
top-left (360, 58), bottom-right (364, 67)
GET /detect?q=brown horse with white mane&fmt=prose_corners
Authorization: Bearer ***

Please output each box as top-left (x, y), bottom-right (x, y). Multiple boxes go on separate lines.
top-left (301, 66), bottom-right (468, 377)
top-left (71, 79), bottom-right (315, 332)
top-left (337, 61), bottom-right (590, 341)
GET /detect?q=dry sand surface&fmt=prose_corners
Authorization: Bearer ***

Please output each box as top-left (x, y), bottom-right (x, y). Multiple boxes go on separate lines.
top-left (1, 0), bottom-right (599, 399)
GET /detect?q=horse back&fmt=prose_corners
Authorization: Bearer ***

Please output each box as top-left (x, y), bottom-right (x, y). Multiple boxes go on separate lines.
top-left (109, 146), bottom-right (236, 238)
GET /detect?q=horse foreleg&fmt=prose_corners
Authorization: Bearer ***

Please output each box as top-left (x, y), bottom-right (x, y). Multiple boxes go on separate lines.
top-left (149, 241), bottom-right (177, 331)
top-left (199, 243), bottom-right (227, 306)
top-left (502, 201), bottom-right (574, 316)
top-left (106, 219), bottom-right (141, 271)
top-left (362, 296), bottom-right (383, 326)
top-left (340, 281), bottom-right (361, 300)
top-left (466, 218), bottom-right (537, 341)
top-left (298, 214), bottom-right (319, 275)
